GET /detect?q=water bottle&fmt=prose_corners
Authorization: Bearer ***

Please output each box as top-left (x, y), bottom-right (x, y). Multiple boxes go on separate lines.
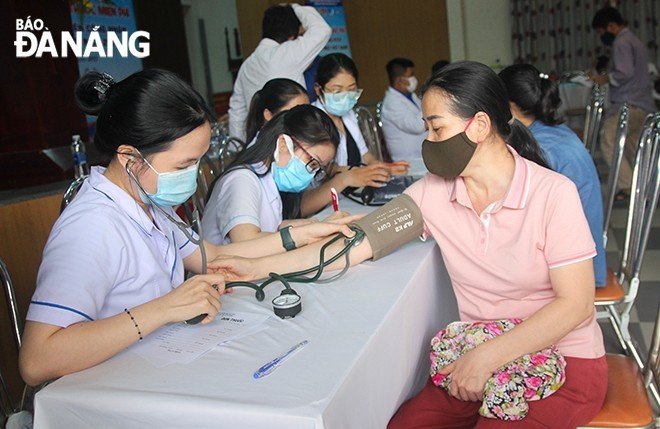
top-left (71, 135), bottom-right (89, 178)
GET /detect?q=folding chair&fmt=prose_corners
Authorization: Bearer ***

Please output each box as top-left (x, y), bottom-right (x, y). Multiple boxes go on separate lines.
top-left (602, 103), bottom-right (629, 248)
top-left (375, 101), bottom-right (384, 129)
top-left (596, 113), bottom-right (660, 369)
top-left (583, 83), bottom-right (606, 155)
top-left (0, 257), bottom-right (30, 425)
top-left (579, 304), bottom-right (660, 428)
top-left (193, 154), bottom-right (219, 213)
top-left (60, 175), bottom-right (88, 213)
top-left (354, 105), bottom-right (384, 162)
top-left (374, 101), bottom-right (394, 162)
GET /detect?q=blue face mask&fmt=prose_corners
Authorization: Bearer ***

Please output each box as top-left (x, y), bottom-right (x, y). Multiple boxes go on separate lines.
top-left (322, 90), bottom-right (361, 116)
top-left (136, 155), bottom-right (200, 206)
top-left (271, 135), bottom-right (315, 193)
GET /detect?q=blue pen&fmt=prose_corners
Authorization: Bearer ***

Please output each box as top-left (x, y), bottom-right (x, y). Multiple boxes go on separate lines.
top-left (253, 340), bottom-right (309, 379)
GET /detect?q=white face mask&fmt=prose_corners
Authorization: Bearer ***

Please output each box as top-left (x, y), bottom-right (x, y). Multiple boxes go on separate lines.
top-left (406, 76), bottom-right (418, 93)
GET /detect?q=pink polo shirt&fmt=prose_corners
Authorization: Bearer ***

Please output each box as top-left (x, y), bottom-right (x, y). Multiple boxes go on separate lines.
top-left (405, 147), bottom-right (605, 359)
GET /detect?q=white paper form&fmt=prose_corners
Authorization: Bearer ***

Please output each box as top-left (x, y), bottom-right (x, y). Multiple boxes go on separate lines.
top-left (132, 311), bottom-right (269, 367)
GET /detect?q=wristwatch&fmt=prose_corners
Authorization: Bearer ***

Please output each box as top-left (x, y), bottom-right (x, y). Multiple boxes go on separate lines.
top-left (279, 225), bottom-right (296, 251)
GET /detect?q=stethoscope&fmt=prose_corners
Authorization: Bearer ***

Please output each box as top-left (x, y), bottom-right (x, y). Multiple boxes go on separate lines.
top-left (125, 161), bottom-right (366, 322)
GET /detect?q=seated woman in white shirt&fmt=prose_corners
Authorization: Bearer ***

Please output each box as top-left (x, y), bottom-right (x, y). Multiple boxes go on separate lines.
top-left (18, 70), bottom-right (353, 386)
top-left (203, 104), bottom-right (340, 244)
top-left (305, 53), bottom-right (408, 215)
top-left (244, 78), bottom-right (309, 147)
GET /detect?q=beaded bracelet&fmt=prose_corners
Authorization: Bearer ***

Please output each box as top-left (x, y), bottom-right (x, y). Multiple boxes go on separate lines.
top-left (124, 308), bottom-right (143, 341)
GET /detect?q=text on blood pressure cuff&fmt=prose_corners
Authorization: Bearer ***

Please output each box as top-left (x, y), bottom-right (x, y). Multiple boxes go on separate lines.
top-left (351, 194), bottom-right (424, 261)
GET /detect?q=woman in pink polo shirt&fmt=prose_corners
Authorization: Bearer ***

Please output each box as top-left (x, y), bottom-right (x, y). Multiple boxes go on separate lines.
top-left (218, 61), bottom-right (607, 428)
top-left (386, 61), bottom-right (607, 428)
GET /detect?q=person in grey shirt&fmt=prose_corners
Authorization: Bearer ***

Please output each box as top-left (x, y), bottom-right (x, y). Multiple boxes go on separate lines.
top-left (590, 7), bottom-right (655, 199)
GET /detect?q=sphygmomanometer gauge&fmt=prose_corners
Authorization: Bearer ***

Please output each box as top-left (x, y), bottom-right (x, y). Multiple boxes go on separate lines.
top-left (272, 289), bottom-right (302, 319)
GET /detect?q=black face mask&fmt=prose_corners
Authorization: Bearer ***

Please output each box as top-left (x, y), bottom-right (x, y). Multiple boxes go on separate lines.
top-left (600, 31), bottom-right (615, 46)
top-left (421, 132), bottom-right (477, 179)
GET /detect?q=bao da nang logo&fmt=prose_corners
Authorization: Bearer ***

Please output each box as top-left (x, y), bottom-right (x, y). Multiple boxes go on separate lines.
top-left (14, 17), bottom-right (150, 58)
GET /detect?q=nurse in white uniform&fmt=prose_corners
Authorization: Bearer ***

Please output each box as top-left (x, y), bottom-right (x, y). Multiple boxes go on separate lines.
top-left (19, 70), bottom-right (354, 386)
top-left (203, 104), bottom-right (339, 244)
top-left (304, 54), bottom-right (408, 216)
top-left (244, 78), bottom-right (309, 147)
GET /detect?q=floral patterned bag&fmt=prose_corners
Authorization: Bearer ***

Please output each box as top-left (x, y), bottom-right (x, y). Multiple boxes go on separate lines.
top-left (429, 319), bottom-right (566, 421)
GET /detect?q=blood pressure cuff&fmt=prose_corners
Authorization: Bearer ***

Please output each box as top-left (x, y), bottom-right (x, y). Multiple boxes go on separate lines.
top-left (351, 194), bottom-right (424, 261)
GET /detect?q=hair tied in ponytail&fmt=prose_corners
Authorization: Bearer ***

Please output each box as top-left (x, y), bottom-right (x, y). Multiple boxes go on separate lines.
top-left (94, 73), bottom-right (115, 101)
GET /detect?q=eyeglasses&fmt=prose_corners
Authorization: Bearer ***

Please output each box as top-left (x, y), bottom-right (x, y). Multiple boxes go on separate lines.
top-left (290, 136), bottom-right (329, 181)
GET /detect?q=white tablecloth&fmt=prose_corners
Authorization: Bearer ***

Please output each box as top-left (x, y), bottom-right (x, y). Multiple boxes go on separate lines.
top-left (34, 198), bottom-right (458, 429)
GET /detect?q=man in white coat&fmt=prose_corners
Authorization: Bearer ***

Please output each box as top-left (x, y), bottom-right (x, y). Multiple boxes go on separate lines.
top-left (228, 3), bottom-right (331, 142)
top-left (381, 58), bottom-right (427, 161)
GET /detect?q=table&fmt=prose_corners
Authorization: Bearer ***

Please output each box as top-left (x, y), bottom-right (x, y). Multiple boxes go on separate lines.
top-left (34, 198), bottom-right (459, 429)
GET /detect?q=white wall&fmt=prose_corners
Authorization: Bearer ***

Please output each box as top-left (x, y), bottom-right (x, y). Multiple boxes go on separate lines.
top-left (446, 0), bottom-right (513, 68)
top-left (181, 0), bottom-right (240, 99)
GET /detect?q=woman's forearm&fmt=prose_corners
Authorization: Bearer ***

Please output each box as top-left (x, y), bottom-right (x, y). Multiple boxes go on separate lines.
top-left (301, 174), bottom-right (349, 217)
top-left (250, 233), bottom-right (373, 280)
top-left (477, 295), bottom-right (594, 371)
top-left (227, 224), bottom-right (272, 244)
top-left (363, 152), bottom-right (378, 165)
top-left (19, 299), bottom-right (169, 386)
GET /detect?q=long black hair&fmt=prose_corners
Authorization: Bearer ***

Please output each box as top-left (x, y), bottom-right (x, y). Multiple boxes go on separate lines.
top-left (315, 53), bottom-right (359, 89)
top-left (420, 61), bottom-right (550, 169)
top-left (207, 104), bottom-right (339, 218)
top-left (74, 69), bottom-right (215, 161)
top-left (499, 64), bottom-right (563, 126)
top-left (245, 78), bottom-right (307, 144)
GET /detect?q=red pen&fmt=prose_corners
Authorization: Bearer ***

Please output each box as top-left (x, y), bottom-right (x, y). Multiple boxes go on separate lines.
top-left (330, 187), bottom-right (339, 212)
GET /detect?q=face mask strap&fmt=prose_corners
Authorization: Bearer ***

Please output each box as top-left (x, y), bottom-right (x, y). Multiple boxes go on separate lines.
top-left (464, 116), bottom-right (485, 144)
top-left (463, 116), bottom-right (476, 133)
top-left (274, 134), bottom-right (296, 163)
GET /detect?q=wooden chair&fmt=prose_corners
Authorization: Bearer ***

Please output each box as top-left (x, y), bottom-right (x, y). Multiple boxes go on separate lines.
top-left (579, 304), bottom-right (660, 428)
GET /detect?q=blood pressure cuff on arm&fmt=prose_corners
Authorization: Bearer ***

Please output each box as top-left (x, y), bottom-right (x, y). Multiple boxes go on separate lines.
top-left (351, 194), bottom-right (424, 261)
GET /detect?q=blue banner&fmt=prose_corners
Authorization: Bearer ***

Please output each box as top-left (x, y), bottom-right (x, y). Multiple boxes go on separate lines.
top-left (308, 0), bottom-right (352, 57)
top-left (70, 0), bottom-right (143, 134)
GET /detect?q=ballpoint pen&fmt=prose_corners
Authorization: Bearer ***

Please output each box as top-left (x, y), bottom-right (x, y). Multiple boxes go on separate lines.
top-left (253, 340), bottom-right (309, 379)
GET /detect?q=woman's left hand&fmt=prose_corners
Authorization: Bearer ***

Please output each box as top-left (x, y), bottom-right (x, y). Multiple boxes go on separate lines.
top-left (290, 216), bottom-right (363, 247)
top-left (438, 346), bottom-right (497, 402)
top-left (207, 255), bottom-right (259, 282)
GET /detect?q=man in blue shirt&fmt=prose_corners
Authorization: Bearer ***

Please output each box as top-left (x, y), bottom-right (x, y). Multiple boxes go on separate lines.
top-left (590, 7), bottom-right (655, 199)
